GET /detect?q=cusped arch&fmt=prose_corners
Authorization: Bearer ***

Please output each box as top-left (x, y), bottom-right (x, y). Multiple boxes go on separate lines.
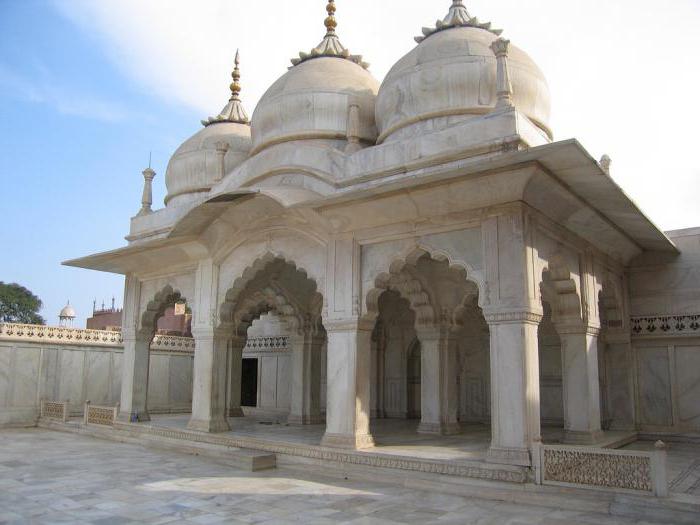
top-left (139, 285), bottom-right (185, 338)
top-left (219, 253), bottom-right (324, 336)
top-left (363, 247), bottom-right (485, 330)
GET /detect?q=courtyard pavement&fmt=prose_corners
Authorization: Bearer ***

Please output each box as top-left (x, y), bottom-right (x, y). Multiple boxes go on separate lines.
top-left (0, 428), bottom-right (679, 524)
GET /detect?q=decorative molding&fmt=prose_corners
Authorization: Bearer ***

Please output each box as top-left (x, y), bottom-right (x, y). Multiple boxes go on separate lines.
top-left (84, 401), bottom-right (119, 426)
top-left (0, 323), bottom-right (195, 353)
top-left (483, 311), bottom-right (543, 325)
top-left (244, 336), bottom-right (289, 352)
top-left (631, 315), bottom-right (700, 337)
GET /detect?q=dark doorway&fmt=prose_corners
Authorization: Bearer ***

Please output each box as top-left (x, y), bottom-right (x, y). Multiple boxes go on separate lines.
top-left (241, 358), bottom-right (258, 407)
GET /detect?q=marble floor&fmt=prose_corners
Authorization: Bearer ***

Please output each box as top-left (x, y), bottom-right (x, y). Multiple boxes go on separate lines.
top-left (0, 428), bottom-right (676, 524)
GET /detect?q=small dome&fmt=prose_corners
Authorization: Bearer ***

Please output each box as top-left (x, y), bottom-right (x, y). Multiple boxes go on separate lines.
top-left (376, 4), bottom-right (551, 143)
top-left (165, 123), bottom-right (251, 207)
top-left (165, 52), bottom-right (252, 207)
top-left (251, 57), bottom-right (379, 155)
top-left (59, 303), bottom-right (76, 319)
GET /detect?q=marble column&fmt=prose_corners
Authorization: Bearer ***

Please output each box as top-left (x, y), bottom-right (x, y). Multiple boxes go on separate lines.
top-left (416, 325), bottom-right (460, 435)
top-left (118, 336), bottom-right (151, 422)
top-left (558, 325), bottom-right (603, 444)
top-left (485, 311), bottom-right (542, 466)
top-left (603, 330), bottom-right (636, 431)
top-left (288, 331), bottom-right (323, 425)
top-left (321, 320), bottom-right (375, 449)
top-left (227, 336), bottom-right (245, 417)
top-left (187, 328), bottom-right (230, 433)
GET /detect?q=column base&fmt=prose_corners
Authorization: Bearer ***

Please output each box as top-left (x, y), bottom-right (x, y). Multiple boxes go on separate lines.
top-left (487, 446), bottom-right (531, 466)
top-left (321, 432), bottom-right (375, 450)
top-left (228, 407), bottom-right (245, 418)
top-left (287, 414), bottom-right (324, 426)
top-left (187, 417), bottom-right (231, 433)
top-left (562, 429), bottom-right (605, 445)
top-left (117, 410), bottom-right (150, 423)
top-left (417, 421), bottom-right (461, 436)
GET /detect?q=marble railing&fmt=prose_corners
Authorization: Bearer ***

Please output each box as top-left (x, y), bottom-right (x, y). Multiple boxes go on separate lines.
top-left (631, 315), bottom-right (700, 337)
top-left (245, 336), bottom-right (289, 352)
top-left (0, 323), bottom-right (194, 352)
top-left (534, 441), bottom-right (668, 496)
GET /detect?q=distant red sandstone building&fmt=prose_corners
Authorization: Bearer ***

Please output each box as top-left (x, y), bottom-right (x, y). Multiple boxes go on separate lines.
top-left (87, 300), bottom-right (191, 337)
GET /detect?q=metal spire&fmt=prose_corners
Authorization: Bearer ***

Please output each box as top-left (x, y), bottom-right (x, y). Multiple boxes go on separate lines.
top-left (202, 49), bottom-right (250, 126)
top-left (416, 1), bottom-right (502, 43)
top-left (291, 1), bottom-right (369, 69)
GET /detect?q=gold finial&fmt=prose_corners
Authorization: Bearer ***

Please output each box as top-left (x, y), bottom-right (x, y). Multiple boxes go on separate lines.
top-left (202, 48), bottom-right (249, 126)
top-left (229, 49), bottom-right (241, 101)
top-left (325, 1), bottom-right (337, 36)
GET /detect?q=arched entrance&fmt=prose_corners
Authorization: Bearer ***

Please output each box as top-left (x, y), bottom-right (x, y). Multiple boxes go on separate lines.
top-left (364, 250), bottom-right (489, 438)
top-left (218, 255), bottom-right (326, 426)
top-left (120, 285), bottom-right (192, 423)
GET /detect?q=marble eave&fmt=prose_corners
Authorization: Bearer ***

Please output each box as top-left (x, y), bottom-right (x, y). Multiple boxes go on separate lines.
top-left (66, 136), bottom-right (676, 276)
top-left (62, 237), bottom-right (207, 275)
top-left (304, 139), bottom-right (677, 255)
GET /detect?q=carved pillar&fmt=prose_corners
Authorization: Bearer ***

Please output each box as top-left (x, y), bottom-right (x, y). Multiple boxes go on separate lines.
top-left (188, 327), bottom-right (231, 433)
top-left (227, 336), bottom-right (245, 417)
top-left (557, 324), bottom-right (604, 444)
top-left (118, 275), bottom-right (150, 422)
top-left (416, 325), bottom-right (460, 435)
top-left (485, 311), bottom-right (542, 466)
top-left (187, 259), bottom-right (230, 433)
top-left (119, 337), bottom-right (151, 422)
top-left (321, 319), bottom-right (375, 449)
top-left (288, 329), bottom-right (324, 425)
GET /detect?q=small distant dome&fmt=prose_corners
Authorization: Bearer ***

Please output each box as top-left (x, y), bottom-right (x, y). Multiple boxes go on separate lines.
top-left (375, 2), bottom-right (551, 143)
top-left (165, 52), bottom-right (252, 207)
top-left (59, 302), bottom-right (76, 327)
top-left (251, 1), bottom-right (379, 156)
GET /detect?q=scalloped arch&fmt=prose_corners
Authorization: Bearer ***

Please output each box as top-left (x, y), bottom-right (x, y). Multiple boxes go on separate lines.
top-left (219, 252), bottom-right (323, 336)
top-left (363, 247), bottom-right (485, 329)
top-left (139, 285), bottom-right (185, 339)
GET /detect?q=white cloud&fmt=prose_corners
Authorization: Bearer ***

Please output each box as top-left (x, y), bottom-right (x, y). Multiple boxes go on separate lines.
top-left (51, 0), bottom-right (700, 230)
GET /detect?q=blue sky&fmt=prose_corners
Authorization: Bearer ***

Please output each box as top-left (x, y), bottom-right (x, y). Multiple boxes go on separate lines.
top-left (0, 0), bottom-right (199, 325)
top-left (1, 0), bottom-right (700, 327)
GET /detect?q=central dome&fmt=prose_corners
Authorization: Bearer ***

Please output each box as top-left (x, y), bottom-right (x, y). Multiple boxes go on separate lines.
top-left (376, 3), bottom-right (551, 144)
top-left (251, 1), bottom-right (379, 155)
top-left (251, 57), bottom-right (379, 155)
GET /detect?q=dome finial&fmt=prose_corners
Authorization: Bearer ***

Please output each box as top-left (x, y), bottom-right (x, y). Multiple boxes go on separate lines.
top-left (230, 49), bottom-right (242, 101)
top-left (324, 0), bottom-right (337, 36)
top-left (416, 1), bottom-right (502, 43)
top-left (291, 0), bottom-right (369, 69)
top-left (202, 49), bottom-right (250, 126)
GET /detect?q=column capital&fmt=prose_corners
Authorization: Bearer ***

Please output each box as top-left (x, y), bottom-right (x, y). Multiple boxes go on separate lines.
top-left (323, 317), bottom-right (374, 333)
top-left (482, 308), bottom-right (543, 325)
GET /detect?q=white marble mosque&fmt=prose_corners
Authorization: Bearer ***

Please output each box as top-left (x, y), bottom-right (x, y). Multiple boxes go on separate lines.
top-left (4, 1), bottom-right (696, 493)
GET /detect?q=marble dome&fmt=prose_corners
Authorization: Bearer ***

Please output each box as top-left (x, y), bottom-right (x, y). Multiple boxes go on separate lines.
top-left (164, 123), bottom-right (251, 207)
top-left (375, 4), bottom-right (551, 144)
top-left (251, 57), bottom-right (379, 156)
top-left (165, 53), bottom-right (252, 208)
top-left (251, 1), bottom-right (379, 156)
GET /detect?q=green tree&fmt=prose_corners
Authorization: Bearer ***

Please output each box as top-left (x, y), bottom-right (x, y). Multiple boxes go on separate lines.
top-left (0, 282), bottom-right (45, 325)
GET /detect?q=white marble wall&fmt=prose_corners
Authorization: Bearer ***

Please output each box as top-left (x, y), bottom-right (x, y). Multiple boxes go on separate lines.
top-left (0, 340), bottom-right (193, 427)
top-left (634, 342), bottom-right (700, 433)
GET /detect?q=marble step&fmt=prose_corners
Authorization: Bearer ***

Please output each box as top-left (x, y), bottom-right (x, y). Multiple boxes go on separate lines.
top-left (38, 418), bottom-right (276, 472)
